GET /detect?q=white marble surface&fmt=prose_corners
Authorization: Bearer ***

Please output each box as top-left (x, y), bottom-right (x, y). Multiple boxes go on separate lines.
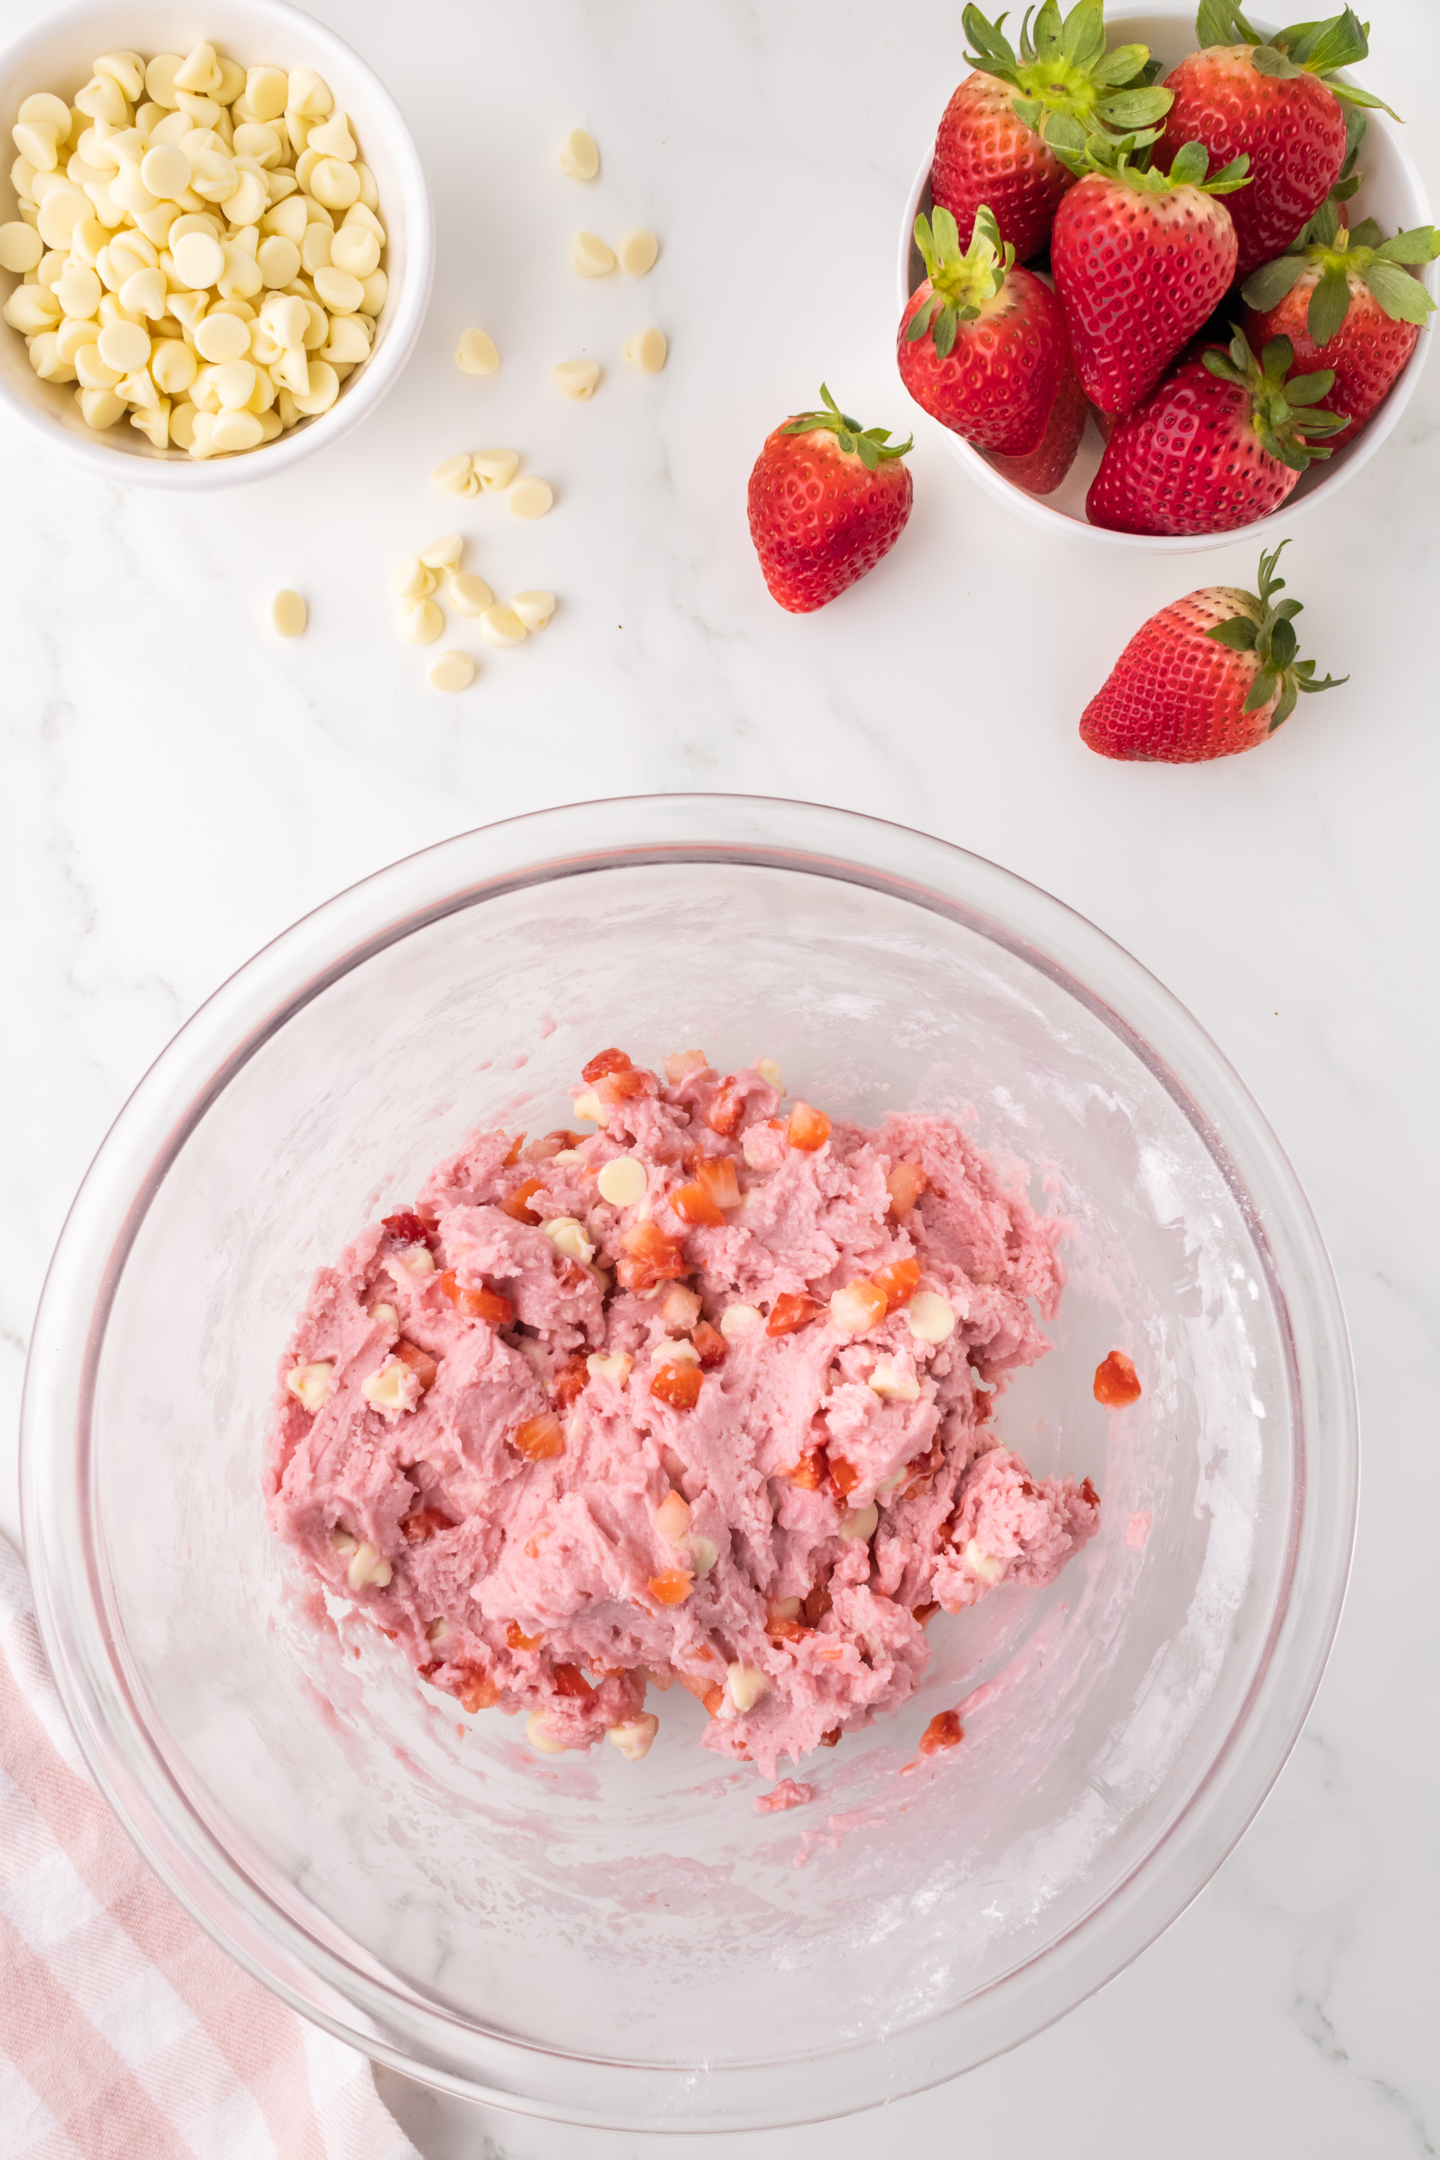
top-left (3, 1), bottom-right (1438, 2153)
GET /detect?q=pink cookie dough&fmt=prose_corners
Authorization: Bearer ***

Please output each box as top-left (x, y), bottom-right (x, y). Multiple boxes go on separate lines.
top-left (265, 1047), bottom-right (1100, 1779)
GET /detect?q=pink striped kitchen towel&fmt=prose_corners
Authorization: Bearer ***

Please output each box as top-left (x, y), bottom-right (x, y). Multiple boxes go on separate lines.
top-left (0, 1536), bottom-right (420, 2160)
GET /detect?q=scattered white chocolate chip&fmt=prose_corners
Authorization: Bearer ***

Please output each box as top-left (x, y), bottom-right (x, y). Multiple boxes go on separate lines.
top-left (271, 588), bottom-right (307, 638)
top-left (507, 476), bottom-right (553, 519)
top-left (397, 597), bottom-right (444, 645)
top-left (362, 1356), bottom-right (417, 1412)
top-left (756, 1059), bottom-right (783, 1092)
top-left (449, 572), bottom-right (495, 616)
top-left (572, 1089), bottom-right (607, 1126)
top-left (597, 1155), bottom-right (647, 1206)
top-left (553, 355), bottom-right (600, 400)
top-left (689, 1534), bottom-right (719, 1577)
top-left (653, 1490), bottom-right (692, 1545)
top-left (617, 228), bottom-right (658, 276)
top-left (607, 1713), bottom-right (658, 1762)
top-left (420, 532), bottom-right (464, 571)
top-left (511, 590), bottom-right (556, 630)
top-left (559, 127), bottom-right (599, 180)
top-left (571, 231), bottom-right (615, 277)
top-left (830, 1283), bottom-right (883, 1335)
top-left (661, 1286), bottom-right (702, 1330)
top-left (876, 1467), bottom-right (908, 1495)
top-left (424, 1615), bottom-right (451, 1645)
top-left (384, 1241), bottom-right (435, 1277)
top-left (719, 1302), bottom-right (762, 1342)
top-left (285, 1359), bottom-right (333, 1409)
top-left (429, 651), bottom-right (476, 693)
top-left (456, 326), bottom-right (499, 375)
top-left (367, 1302), bottom-right (399, 1328)
top-left (586, 1350), bottom-right (632, 1386)
top-left (478, 604), bottom-right (527, 648)
top-left (346, 1539), bottom-right (392, 1590)
top-left (869, 1358), bottom-right (921, 1401)
top-left (472, 446), bottom-right (519, 490)
top-left (839, 1503), bottom-right (880, 1542)
top-left (0, 222), bottom-right (44, 273)
top-left (542, 1215), bottom-right (595, 1265)
top-left (526, 1710), bottom-right (568, 1754)
top-left (907, 1291), bottom-right (956, 1344)
top-left (329, 1527), bottom-right (358, 1557)
top-left (727, 1664), bottom-right (771, 1714)
top-left (433, 451), bottom-right (477, 495)
top-left (963, 1538), bottom-right (1005, 1586)
top-left (624, 327), bottom-right (667, 374)
top-left (650, 1336), bottom-right (699, 1366)
top-left (771, 1597), bottom-right (802, 1620)
top-left (390, 556), bottom-right (437, 601)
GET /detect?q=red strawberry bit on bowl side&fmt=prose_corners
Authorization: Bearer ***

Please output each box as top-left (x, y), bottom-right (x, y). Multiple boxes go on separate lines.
top-left (1093, 1350), bottom-right (1143, 1407)
top-left (919, 1710), bottom-right (965, 1756)
top-left (747, 385), bottom-right (913, 614)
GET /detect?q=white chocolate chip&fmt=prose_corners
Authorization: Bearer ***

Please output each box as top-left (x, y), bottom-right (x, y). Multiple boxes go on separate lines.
top-left (172, 228), bottom-right (225, 287)
top-left (397, 597), bottom-right (444, 645)
top-left (507, 477), bottom-right (553, 520)
top-left (653, 1490), bottom-right (691, 1544)
top-left (526, 1710), bottom-right (567, 1754)
top-left (839, 1503), bottom-right (880, 1542)
top-left (368, 1302), bottom-right (399, 1329)
top-left (689, 1534), bottom-right (719, 1577)
top-left (390, 556), bottom-right (437, 601)
top-left (624, 327), bottom-right (667, 374)
top-left (362, 1356), bottom-right (418, 1413)
top-left (756, 1059), bottom-right (783, 1093)
top-left (571, 1089), bottom-right (607, 1126)
top-left (420, 532), bottom-right (464, 571)
top-left (330, 223), bottom-right (379, 278)
top-left (727, 1664), bottom-right (771, 1714)
top-left (963, 1538), bottom-right (1005, 1586)
top-left (869, 1358), bottom-right (921, 1401)
top-left (194, 309), bottom-right (249, 362)
top-left (383, 1242), bottom-right (435, 1279)
top-left (650, 1336), bottom-right (699, 1365)
top-left (542, 1215), bottom-right (595, 1265)
top-left (449, 572), bottom-right (495, 617)
top-left (330, 1526), bottom-right (358, 1557)
top-left (571, 231), bottom-right (615, 278)
top-left (346, 1539), bottom-right (392, 1590)
top-left (586, 1350), bottom-right (632, 1387)
top-left (0, 222), bottom-right (44, 273)
top-left (661, 1287), bottom-right (702, 1331)
top-left (719, 1302), bottom-right (762, 1342)
top-left (553, 356), bottom-right (600, 400)
top-left (559, 127), bottom-right (599, 180)
top-left (271, 588), bottom-right (307, 638)
top-left (607, 1713), bottom-right (658, 1762)
top-left (479, 605), bottom-right (527, 648)
top-left (597, 1155), bottom-right (646, 1205)
top-left (511, 590), bottom-right (556, 631)
top-left (907, 1292), bottom-right (956, 1345)
top-left (428, 650), bottom-right (476, 693)
top-left (456, 327), bottom-right (499, 375)
top-left (617, 228), bottom-right (658, 276)
top-left (432, 451), bottom-right (476, 494)
top-left (471, 446), bottom-right (519, 490)
top-left (285, 1359), bottom-right (333, 1409)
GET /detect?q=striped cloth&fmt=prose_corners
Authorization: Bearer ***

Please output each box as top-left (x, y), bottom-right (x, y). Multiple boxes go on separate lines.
top-left (0, 1536), bottom-right (420, 2160)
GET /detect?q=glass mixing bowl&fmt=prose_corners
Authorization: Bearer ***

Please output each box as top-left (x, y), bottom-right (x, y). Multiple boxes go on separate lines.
top-left (21, 796), bottom-right (1357, 2135)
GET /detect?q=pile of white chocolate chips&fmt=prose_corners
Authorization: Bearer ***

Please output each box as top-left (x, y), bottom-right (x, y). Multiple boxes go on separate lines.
top-left (1, 40), bottom-right (387, 456)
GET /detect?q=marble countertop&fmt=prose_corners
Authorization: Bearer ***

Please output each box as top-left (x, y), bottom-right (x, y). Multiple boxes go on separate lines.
top-left (3, 1), bottom-right (1437, 2154)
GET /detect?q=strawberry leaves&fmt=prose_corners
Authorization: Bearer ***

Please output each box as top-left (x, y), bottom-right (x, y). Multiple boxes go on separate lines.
top-left (1202, 327), bottom-right (1349, 469)
top-left (1242, 210), bottom-right (1440, 345)
top-left (962, 0), bottom-right (1173, 148)
top-left (1195, 3), bottom-right (1398, 116)
top-left (1203, 538), bottom-right (1346, 732)
top-left (909, 205), bottom-right (1013, 355)
top-left (781, 384), bottom-right (912, 469)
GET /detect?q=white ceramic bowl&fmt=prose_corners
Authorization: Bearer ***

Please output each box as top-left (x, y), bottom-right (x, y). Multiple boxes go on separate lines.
top-left (896, 4), bottom-right (1437, 552)
top-left (0, 0), bottom-right (434, 487)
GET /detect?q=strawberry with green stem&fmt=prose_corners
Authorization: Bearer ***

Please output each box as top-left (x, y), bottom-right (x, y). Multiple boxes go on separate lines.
top-left (1087, 325), bottom-right (1349, 535)
top-left (1050, 132), bottom-right (1250, 417)
top-left (931, 0), bottom-right (1173, 261)
top-left (1156, 4), bottom-right (1398, 283)
top-left (1243, 197), bottom-right (1439, 446)
top-left (1080, 538), bottom-right (1346, 762)
top-left (899, 204), bottom-right (1080, 481)
top-left (747, 386), bottom-right (914, 614)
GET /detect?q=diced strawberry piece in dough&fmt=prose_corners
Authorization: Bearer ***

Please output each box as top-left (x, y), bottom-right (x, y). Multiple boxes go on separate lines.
top-left (382, 1210), bottom-right (433, 1245)
top-left (550, 1355), bottom-right (589, 1410)
top-left (787, 1101), bottom-right (831, 1151)
top-left (438, 1271), bottom-right (514, 1325)
top-left (400, 1507), bottom-right (457, 1543)
top-left (874, 1257), bottom-right (920, 1313)
top-left (507, 1622), bottom-right (543, 1650)
top-left (696, 1156), bottom-right (740, 1210)
top-left (830, 1456), bottom-right (861, 1499)
top-left (708, 1080), bottom-right (746, 1136)
top-left (692, 1320), bottom-right (726, 1368)
top-left (648, 1569), bottom-right (695, 1605)
top-left (886, 1161), bottom-right (927, 1217)
top-left (512, 1413), bottom-right (565, 1461)
top-left (651, 1363), bottom-right (704, 1410)
top-left (672, 1180), bottom-right (724, 1227)
top-left (582, 1048), bottom-right (633, 1082)
top-left (552, 1662), bottom-right (595, 1699)
top-left (502, 1178), bottom-right (545, 1224)
top-left (618, 1220), bottom-right (689, 1291)
top-left (394, 1339), bottom-right (439, 1391)
top-left (457, 1668), bottom-right (500, 1712)
top-left (767, 1292), bottom-right (821, 1337)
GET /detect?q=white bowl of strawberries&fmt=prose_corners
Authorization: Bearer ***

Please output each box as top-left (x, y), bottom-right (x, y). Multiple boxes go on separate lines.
top-left (896, 1), bottom-right (1437, 550)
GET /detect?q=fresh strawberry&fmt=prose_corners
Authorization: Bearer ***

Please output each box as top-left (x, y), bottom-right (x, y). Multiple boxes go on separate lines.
top-left (1080, 538), bottom-right (1345, 762)
top-left (1051, 137), bottom-right (1249, 416)
top-left (1242, 199), bottom-right (1439, 445)
top-left (1086, 326), bottom-right (1348, 535)
top-left (747, 385), bottom-right (913, 614)
top-left (899, 206), bottom-right (1073, 470)
top-left (986, 342), bottom-right (1088, 495)
top-left (933, 0), bottom-right (1174, 259)
top-left (1156, 3), bottom-right (1396, 283)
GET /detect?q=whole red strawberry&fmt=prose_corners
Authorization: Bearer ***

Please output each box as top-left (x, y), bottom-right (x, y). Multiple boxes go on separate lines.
top-left (1156, 3), bottom-right (1395, 283)
top-left (932, 0), bottom-right (1174, 260)
top-left (747, 386), bottom-right (914, 613)
top-left (988, 345), bottom-right (1089, 495)
top-left (1243, 200), bottom-right (1439, 445)
top-left (1080, 538), bottom-right (1345, 761)
top-left (1087, 327), bottom-right (1348, 535)
top-left (898, 205), bottom-right (1072, 465)
top-left (1051, 137), bottom-right (1249, 416)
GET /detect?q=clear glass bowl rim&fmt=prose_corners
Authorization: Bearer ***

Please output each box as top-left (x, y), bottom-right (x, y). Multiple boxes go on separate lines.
top-left (19, 794), bottom-right (1359, 2133)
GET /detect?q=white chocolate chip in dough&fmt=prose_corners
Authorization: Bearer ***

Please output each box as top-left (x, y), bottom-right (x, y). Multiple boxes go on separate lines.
top-left (429, 650), bottom-right (476, 693)
top-left (448, 572), bottom-right (494, 617)
top-left (559, 127), bottom-right (599, 180)
top-left (624, 327), bottom-right (667, 373)
top-left (526, 1710), bottom-right (567, 1755)
top-left (471, 446), bottom-right (518, 491)
top-left (553, 356), bottom-right (599, 400)
top-left (542, 1215), bottom-right (594, 1264)
top-left (455, 326), bottom-right (499, 375)
top-left (727, 1665), bottom-right (771, 1714)
top-left (479, 605), bottom-right (527, 648)
top-left (397, 596), bottom-right (444, 644)
top-left (839, 1504), bottom-right (880, 1543)
top-left (617, 228), bottom-right (658, 276)
top-left (868, 1358), bottom-right (921, 1401)
top-left (571, 230), bottom-right (615, 277)
top-left (511, 590), bottom-right (555, 631)
top-left (271, 588), bottom-right (307, 637)
top-left (719, 1302), bottom-right (762, 1342)
top-left (907, 1292), bottom-right (956, 1344)
top-left (346, 1539), bottom-right (393, 1590)
top-left (963, 1538), bottom-right (1005, 1586)
top-left (571, 1089), bottom-right (607, 1127)
top-left (597, 1155), bottom-right (647, 1206)
top-left (420, 532), bottom-right (464, 571)
top-left (607, 1713), bottom-right (658, 1762)
top-left (586, 1350), bottom-right (632, 1387)
top-left (507, 477), bottom-right (552, 520)
top-left (285, 1358), bottom-right (332, 1408)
